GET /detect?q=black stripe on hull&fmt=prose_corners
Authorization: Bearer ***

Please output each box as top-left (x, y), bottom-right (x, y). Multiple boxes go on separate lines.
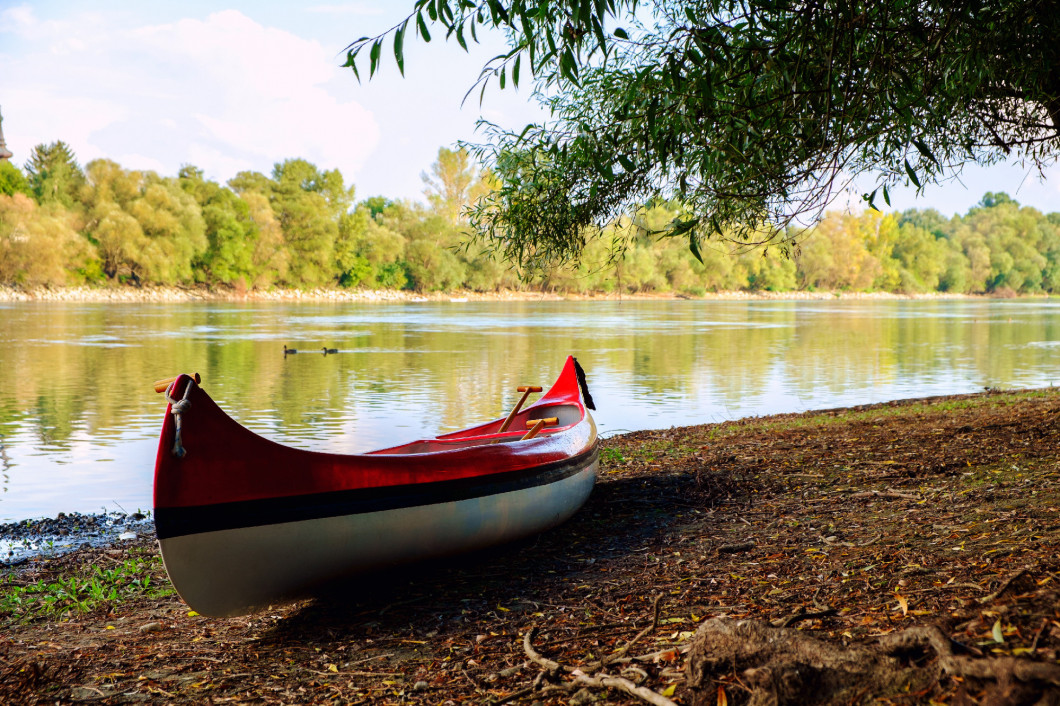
top-left (155, 445), bottom-right (599, 540)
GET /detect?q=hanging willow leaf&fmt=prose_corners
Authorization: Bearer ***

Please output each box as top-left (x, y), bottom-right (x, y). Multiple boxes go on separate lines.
top-left (416, 12), bottom-right (431, 41)
top-left (394, 21), bottom-right (407, 77)
top-left (904, 159), bottom-right (922, 189)
top-left (913, 138), bottom-right (939, 165)
top-left (689, 232), bottom-right (703, 263)
top-left (369, 39), bottom-right (382, 77)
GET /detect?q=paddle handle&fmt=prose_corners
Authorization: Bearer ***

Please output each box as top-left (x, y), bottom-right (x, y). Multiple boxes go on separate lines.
top-left (521, 419), bottom-right (547, 440)
top-left (153, 372), bottom-right (201, 394)
top-left (498, 385), bottom-right (543, 433)
top-left (524, 417), bottom-right (558, 427)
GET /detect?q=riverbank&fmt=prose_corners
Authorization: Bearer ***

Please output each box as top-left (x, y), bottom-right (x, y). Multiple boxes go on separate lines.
top-left (3, 387), bottom-right (1060, 704)
top-left (0, 512), bottom-right (156, 567)
top-left (0, 283), bottom-right (1003, 304)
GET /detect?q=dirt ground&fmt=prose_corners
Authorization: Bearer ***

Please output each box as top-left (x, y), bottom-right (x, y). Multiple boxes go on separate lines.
top-left (3, 387), bottom-right (1060, 704)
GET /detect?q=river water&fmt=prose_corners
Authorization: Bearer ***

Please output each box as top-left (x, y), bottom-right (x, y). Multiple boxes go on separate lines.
top-left (1, 298), bottom-right (1059, 522)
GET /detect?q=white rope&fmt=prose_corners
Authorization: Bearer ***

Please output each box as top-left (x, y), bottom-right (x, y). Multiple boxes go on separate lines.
top-left (164, 377), bottom-right (195, 458)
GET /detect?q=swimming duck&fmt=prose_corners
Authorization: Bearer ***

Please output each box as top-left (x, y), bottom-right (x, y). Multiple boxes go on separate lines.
top-left (284, 345), bottom-right (298, 355)
top-left (322, 347), bottom-right (339, 355)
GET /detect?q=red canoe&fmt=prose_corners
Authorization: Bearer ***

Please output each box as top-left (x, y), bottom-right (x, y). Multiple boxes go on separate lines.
top-left (154, 356), bottom-right (598, 617)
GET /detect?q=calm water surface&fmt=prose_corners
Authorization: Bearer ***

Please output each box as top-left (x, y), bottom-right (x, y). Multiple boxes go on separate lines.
top-left (1, 298), bottom-right (1059, 522)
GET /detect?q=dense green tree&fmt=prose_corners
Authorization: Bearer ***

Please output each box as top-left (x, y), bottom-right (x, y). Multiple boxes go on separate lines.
top-left (199, 190), bottom-right (259, 285)
top-left (797, 212), bottom-right (882, 291)
top-left (0, 161), bottom-right (32, 197)
top-left (0, 193), bottom-right (94, 286)
top-left (406, 236), bottom-right (467, 290)
top-left (179, 166), bottom-right (259, 286)
top-left (271, 172), bottom-right (338, 285)
top-left (25, 141), bottom-right (85, 208)
top-left (234, 159), bottom-right (356, 287)
top-left (740, 247), bottom-right (798, 292)
top-left (242, 191), bottom-right (289, 288)
top-left (361, 196), bottom-right (395, 219)
top-left (177, 165), bottom-right (219, 205)
top-left (964, 198), bottom-right (1049, 293)
top-left (124, 176), bottom-right (208, 284)
top-left (891, 222), bottom-right (948, 292)
top-left (80, 161), bottom-right (146, 278)
top-left (422, 147), bottom-right (478, 225)
top-left (80, 161), bottom-right (206, 283)
top-left (335, 204), bottom-right (409, 288)
top-left (384, 201), bottom-right (467, 290)
top-left (349, 1), bottom-right (1060, 267)
top-left (228, 170), bottom-right (275, 196)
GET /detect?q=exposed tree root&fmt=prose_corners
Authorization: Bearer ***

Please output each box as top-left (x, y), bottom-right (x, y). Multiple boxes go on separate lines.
top-left (685, 618), bottom-right (1060, 705)
top-left (497, 596), bottom-right (680, 706)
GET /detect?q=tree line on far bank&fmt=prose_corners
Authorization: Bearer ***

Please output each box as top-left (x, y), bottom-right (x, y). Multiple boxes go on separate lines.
top-left (1, 142), bottom-right (1058, 296)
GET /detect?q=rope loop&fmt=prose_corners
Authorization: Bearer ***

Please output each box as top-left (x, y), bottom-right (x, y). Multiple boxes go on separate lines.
top-left (164, 377), bottom-right (196, 458)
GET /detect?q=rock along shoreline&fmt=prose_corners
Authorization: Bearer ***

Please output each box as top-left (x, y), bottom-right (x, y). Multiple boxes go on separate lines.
top-left (0, 284), bottom-right (1000, 304)
top-left (0, 511), bottom-right (156, 567)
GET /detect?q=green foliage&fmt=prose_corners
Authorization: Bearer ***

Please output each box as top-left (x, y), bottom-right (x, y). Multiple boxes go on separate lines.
top-left (0, 161), bottom-right (31, 197)
top-left (5, 140), bottom-right (1060, 298)
top-left (263, 159), bottom-right (355, 288)
top-left (79, 161), bottom-right (207, 284)
top-left (422, 146), bottom-right (482, 225)
top-left (242, 191), bottom-right (289, 288)
top-left (335, 205), bottom-right (409, 287)
top-left (181, 165), bottom-right (261, 286)
top-left (347, 1), bottom-right (1060, 267)
top-left (0, 551), bottom-right (173, 625)
top-left (0, 194), bottom-right (93, 286)
top-left (406, 237), bottom-right (467, 290)
top-left (25, 141), bottom-right (85, 208)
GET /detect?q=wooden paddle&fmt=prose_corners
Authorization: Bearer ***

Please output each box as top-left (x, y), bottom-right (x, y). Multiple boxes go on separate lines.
top-left (497, 385), bottom-right (542, 433)
top-left (524, 417), bottom-right (558, 427)
top-left (153, 372), bottom-right (201, 394)
top-left (521, 419), bottom-right (548, 440)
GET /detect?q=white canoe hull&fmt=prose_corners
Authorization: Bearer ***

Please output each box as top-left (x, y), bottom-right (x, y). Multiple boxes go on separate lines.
top-left (160, 459), bottom-right (596, 617)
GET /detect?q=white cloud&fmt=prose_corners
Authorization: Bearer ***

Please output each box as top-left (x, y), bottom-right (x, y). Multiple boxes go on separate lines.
top-left (0, 6), bottom-right (379, 185)
top-left (0, 88), bottom-right (127, 165)
top-left (0, 5), bottom-right (36, 34)
top-left (305, 4), bottom-right (383, 15)
top-left (114, 153), bottom-right (168, 174)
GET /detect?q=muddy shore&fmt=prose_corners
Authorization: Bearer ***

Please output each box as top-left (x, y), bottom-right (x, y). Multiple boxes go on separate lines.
top-left (3, 388), bottom-right (1060, 704)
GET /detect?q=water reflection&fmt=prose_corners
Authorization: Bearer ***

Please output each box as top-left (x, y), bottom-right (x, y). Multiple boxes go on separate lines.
top-left (1, 299), bottom-right (1059, 520)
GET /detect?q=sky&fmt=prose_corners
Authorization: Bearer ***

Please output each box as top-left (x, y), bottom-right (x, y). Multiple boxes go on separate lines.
top-left (0, 0), bottom-right (1057, 217)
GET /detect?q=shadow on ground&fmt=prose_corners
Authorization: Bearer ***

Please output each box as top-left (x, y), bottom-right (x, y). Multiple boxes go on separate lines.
top-left (262, 464), bottom-right (757, 645)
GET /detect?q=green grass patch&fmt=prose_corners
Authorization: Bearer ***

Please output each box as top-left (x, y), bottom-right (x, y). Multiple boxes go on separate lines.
top-left (700, 388), bottom-right (1059, 441)
top-left (0, 551), bottom-right (174, 624)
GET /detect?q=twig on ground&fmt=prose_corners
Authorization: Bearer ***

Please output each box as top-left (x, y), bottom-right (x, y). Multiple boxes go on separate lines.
top-left (849, 489), bottom-right (920, 500)
top-left (585, 594), bottom-right (664, 671)
top-left (1031, 618), bottom-right (1049, 653)
top-left (306, 669), bottom-right (402, 677)
top-left (773, 606), bottom-right (837, 628)
top-left (978, 567), bottom-right (1030, 604)
top-left (520, 614), bottom-right (680, 706)
top-left (718, 541), bottom-right (755, 553)
top-left (569, 668), bottom-right (678, 706)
